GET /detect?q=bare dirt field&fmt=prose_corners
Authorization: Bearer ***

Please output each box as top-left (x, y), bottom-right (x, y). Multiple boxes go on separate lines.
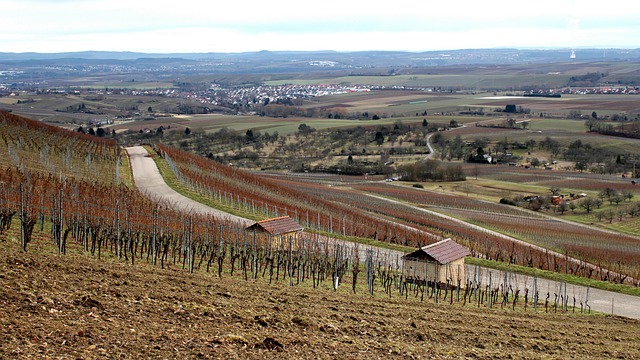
top-left (2, 236), bottom-right (639, 359)
top-left (476, 96), bottom-right (640, 113)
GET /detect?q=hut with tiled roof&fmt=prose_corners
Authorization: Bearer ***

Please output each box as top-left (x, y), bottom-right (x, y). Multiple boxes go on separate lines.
top-left (402, 238), bottom-right (470, 287)
top-left (245, 216), bottom-right (303, 246)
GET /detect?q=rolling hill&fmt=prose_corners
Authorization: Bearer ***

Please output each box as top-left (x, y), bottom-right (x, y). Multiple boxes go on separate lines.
top-left (1, 111), bottom-right (639, 358)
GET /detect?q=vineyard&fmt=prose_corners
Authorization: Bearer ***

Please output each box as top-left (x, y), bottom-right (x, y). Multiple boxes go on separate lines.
top-left (0, 112), bottom-right (624, 314)
top-left (349, 183), bottom-right (640, 284)
top-left (0, 110), bottom-right (638, 329)
top-left (0, 111), bottom-right (120, 185)
top-left (463, 164), bottom-right (637, 193)
top-left (156, 143), bottom-right (438, 247)
top-left (2, 111), bottom-right (640, 357)
top-left (151, 143), bottom-right (634, 287)
top-left (0, 159), bottom-right (600, 322)
top-left (259, 177), bottom-right (638, 285)
top-left (0, 112), bottom-right (589, 313)
top-left (149, 141), bottom-right (640, 286)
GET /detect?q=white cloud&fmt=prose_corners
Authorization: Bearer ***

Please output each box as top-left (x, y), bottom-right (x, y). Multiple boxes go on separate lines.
top-left (1, 0), bottom-right (639, 52)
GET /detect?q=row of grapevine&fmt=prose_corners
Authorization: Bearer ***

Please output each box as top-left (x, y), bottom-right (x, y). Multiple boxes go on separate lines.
top-left (0, 111), bottom-right (120, 184)
top-left (153, 144), bottom-right (640, 286)
top-left (157, 144), bottom-right (438, 246)
top-left (0, 167), bottom-right (587, 315)
top-left (349, 183), bottom-right (640, 284)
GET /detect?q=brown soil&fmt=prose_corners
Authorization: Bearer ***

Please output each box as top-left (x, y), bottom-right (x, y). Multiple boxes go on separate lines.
top-left (1, 237), bottom-right (639, 359)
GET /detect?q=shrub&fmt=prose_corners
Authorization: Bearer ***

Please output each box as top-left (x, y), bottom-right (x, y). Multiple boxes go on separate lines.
top-left (500, 198), bottom-right (517, 206)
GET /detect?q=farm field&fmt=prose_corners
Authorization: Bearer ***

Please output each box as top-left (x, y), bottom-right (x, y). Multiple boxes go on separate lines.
top-left (298, 91), bottom-right (640, 120)
top-left (2, 236), bottom-right (640, 359)
top-left (465, 94), bottom-right (640, 117)
top-left (265, 73), bottom-right (573, 90)
top-left (449, 121), bottom-right (640, 155)
top-left (1, 93), bottom-right (211, 127)
top-left (5, 83), bottom-right (640, 139)
top-left (112, 113), bottom-right (419, 137)
top-left (261, 60), bottom-right (640, 89)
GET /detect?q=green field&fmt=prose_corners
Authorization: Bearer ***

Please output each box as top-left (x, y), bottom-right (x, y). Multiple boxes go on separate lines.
top-left (264, 74), bottom-right (573, 89)
top-left (114, 113), bottom-right (430, 136)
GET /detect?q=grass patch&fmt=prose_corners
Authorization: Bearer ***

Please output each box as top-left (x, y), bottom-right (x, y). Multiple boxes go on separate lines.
top-left (118, 147), bottom-right (135, 188)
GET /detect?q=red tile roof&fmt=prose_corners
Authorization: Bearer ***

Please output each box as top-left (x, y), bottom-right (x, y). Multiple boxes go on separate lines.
top-left (246, 216), bottom-right (303, 236)
top-left (403, 238), bottom-right (470, 264)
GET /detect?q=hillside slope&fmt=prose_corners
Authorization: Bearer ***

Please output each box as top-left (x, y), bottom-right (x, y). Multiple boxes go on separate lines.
top-left (1, 237), bottom-right (639, 359)
top-left (2, 112), bottom-right (640, 359)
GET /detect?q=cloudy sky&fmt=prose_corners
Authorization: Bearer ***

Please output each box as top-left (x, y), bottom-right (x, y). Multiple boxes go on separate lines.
top-left (2, 0), bottom-right (640, 53)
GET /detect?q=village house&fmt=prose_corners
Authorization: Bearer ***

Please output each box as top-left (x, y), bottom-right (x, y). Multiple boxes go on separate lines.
top-left (402, 238), bottom-right (471, 288)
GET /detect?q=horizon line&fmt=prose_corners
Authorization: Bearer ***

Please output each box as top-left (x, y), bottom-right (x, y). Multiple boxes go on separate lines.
top-left (1, 46), bottom-right (639, 55)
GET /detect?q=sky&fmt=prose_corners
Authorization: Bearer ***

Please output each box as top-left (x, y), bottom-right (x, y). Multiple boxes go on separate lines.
top-left (2, 0), bottom-right (640, 53)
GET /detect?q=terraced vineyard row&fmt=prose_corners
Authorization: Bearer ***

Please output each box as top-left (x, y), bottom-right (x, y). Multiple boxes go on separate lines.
top-left (352, 183), bottom-right (548, 217)
top-left (157, 144), bottom-right (437, 246)
top-left (344, 182), bottom-right (639, 284)
top-left (433, 207), bottom-right (640, 281)
top-left (0, 111), bottom-right (120, 184)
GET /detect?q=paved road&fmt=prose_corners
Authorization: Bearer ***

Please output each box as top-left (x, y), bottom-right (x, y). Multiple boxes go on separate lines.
top-left (126, 146), bottom-right (251, 226)
top-left (468, 264), bottom-right (639, 318)
top-left (126, 145), bottom-right (640, 319)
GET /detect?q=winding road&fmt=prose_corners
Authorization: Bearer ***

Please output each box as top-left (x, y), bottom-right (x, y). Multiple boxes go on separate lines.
top-left (126, 146), bottom-right (640, 319)
top-left (127, 146), bottom-right (250, 226)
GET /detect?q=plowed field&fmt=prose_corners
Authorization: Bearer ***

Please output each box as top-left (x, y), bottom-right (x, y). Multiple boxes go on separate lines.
top-left (1, 237), bottom-right (639, 359)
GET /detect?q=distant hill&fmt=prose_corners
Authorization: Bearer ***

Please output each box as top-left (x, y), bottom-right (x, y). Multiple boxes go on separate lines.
top-left (1, 48), bottom-right (639, 71)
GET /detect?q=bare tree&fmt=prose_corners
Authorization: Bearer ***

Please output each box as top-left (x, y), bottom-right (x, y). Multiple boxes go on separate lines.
top-left (579, 197), bottom-right (596, 213)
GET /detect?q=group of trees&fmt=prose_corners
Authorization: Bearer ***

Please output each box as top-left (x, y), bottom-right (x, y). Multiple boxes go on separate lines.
top-left (568, 72), bottom-right (608, 86)
top-left (77, 125), bottom-right (114, 138)
top-left (158, 119), bottom-right (438, 172)
top-left (397, 159), bottom-right (465, 182)
top-left (508, 185), bottom-right (636, 223)
top-left (459, 133), bottom-right (638, 177)
top-left (502, 104), bottom-right (530, 114)
top-left (586, 117), bottom-right (640, 139)
top-left (58, 103), bottom-right (87, 113)
top-left (563, 139), bottom-right (636, 174)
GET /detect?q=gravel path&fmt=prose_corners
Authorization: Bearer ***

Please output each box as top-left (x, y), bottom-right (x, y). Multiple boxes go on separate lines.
top-left (126, 145), bottom-right (640, 319)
